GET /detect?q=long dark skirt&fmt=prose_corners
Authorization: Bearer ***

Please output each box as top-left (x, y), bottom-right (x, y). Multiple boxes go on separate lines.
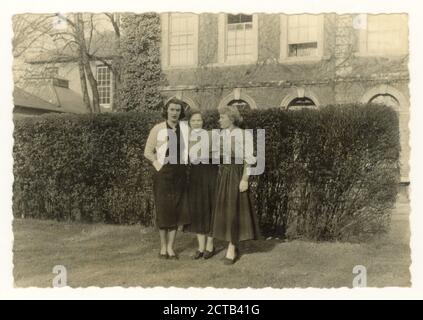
top-left (152, 164), bottom-right (190, 229)
top-left (211, 163), bottom-right (260, 243)
top-left (186, 163), bottom-right (218, 234)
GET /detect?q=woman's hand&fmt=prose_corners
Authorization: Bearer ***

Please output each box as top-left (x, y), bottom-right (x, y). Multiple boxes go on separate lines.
top-left (239, 180), bottom-right (249, 193)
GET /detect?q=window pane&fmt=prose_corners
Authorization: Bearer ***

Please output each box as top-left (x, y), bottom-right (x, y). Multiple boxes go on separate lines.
top-left (96, 66), bottom-right (111, 106)
top-left (367, 14), bottom-right (407, 54)
top-left (227, 14), bottom-right (252, 24)
top-left (169, 13), bottom-right (196, 66)
top-left (226, 16), bottom-right (254, 61)
top-left (288, 14), bottom-right (320, 52)
top-left (288, 42), bottom-right (318, 57)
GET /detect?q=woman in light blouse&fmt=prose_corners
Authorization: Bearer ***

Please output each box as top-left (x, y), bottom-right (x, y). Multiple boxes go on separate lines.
top-left (211, 105), bottom-right (260, 265)
top-left (186, 111), bottom-right (218, 260)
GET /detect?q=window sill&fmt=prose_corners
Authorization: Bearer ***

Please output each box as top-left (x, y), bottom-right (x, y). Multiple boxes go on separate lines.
top-left (162, 64), bottom-right (198, 71)
top-left (354, 52), bottom-right (408, 58)
top-left (278, 55), bottom-right (329, 64)
top-left (208, 59), bottom-right (258, 67)
top-left (163, 60), bottom-right (260, 69)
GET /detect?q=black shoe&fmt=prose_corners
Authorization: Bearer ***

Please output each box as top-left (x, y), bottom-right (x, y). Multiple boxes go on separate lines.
top-left (223, 248), bottom-right (239, 265)
top-left (203, 248), bottom-right (216, 260)
top-left (223, 257), bottom-right (236, 265)
top-left (158, 252), bottom-right (169, 259)
top-left (168, 253), bottom-right (179, 260)
top-left (192, 250), bottom-right (204, 260)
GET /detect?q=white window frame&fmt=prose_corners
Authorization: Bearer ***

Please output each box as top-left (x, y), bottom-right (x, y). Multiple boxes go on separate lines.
top-left (161, 13), bottom-right (199, 69)
top-left (96, 64), bottom-right (113, 109)
top-left (217, 13), bottom-right (259, 66)
top-left (279, 14), bottom-right (325, 63)
top-left (357, 14), bottom-right (408, 57)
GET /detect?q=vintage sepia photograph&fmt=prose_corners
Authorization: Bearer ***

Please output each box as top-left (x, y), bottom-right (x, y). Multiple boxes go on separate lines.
top-left (10, 10), bottom-right (411, 289)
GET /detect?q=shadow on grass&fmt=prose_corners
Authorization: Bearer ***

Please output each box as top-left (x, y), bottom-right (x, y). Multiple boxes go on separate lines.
top-left (173, 233), bottom-right (279, 259)
top-left (239, 239), bottom-right (279, 256)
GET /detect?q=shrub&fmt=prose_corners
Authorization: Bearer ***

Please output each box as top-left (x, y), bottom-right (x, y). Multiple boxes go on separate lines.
top-left (13, 111), bottom-right (161, 225)
top-left (13, 103), bottom-right (400, 241)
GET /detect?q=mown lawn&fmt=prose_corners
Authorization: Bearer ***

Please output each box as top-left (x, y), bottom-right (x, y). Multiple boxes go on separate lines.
top-left (13, 190), bottom-right (411, 288)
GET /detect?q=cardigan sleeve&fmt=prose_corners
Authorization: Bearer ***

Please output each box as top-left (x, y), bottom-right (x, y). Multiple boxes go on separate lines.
top-left (144, 125), bottom-right (158, 163)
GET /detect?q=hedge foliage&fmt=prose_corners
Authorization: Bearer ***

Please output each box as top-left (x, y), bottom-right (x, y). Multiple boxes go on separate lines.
top-left (13, 104), bottom-right (400, 241)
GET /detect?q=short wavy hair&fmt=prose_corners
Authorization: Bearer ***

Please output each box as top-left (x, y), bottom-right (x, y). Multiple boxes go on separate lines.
top-left (187, 109), bottom-right (203, 126)
top-left (162, 98), bottom-right (187, 120)
top-left (218, 105), bottom-right (244, 126)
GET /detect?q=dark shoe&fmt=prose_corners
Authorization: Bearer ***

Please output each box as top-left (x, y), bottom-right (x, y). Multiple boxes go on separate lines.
top-left (192, 250), bottom-right (204, 260)
top-left (168, 253), bottom-right (179, 260)
top-left (223, 248), bottom-right (239, 265)
top-left (203, 248), bottom-right (216, 260)
top-left (223, 257), bottom-right (236, 265)
top-left (158, 253), bottom-right (169, 259)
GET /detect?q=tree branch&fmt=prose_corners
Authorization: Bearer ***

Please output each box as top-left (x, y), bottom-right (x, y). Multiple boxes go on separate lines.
top-left (104, 13), bottom-right (120, 37)
top-left (54, 13), bottom-right (76, 30)
top-left (88, 14), bottom-right (94, 52)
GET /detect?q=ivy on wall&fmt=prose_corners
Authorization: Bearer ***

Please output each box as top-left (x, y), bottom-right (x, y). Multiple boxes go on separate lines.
top-left (118, 13), bottom-right (165, 111)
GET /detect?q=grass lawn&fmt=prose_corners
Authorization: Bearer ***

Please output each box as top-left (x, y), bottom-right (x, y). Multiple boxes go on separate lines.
top-left (13, 189), bottom-right (411, 288)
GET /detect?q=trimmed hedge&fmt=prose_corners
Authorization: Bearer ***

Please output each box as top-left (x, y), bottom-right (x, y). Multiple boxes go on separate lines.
top-left (13, 104), bottom-right (400, 241)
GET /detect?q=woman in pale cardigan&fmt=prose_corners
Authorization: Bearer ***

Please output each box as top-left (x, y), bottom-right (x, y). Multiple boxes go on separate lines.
top-left (144, 98), bottom-right (190, 260)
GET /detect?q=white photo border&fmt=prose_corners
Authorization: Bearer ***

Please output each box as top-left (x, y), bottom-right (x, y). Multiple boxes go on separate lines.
top-left (1, 0), bottom-right (422, 300)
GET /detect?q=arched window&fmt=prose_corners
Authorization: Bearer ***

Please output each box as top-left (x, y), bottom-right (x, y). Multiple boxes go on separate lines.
top-left (280, 87), bottom-right (320, 110)
top-left (227, 99), bottom-right (251, 111)
top-left (182, 103), bottom-right (192, 114)
top-left (361, 86), bottom-right (409, 182)
top-left (369, 94), bottom-right (400, 111)
top-left (164, 96), bottom-right (198, 113)
top-left (287, 97), bottom-right (317, 110)
top-left (218, 90), bottom-right (257, 109)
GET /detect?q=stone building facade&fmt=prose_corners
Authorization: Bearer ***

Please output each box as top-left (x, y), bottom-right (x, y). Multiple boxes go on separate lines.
top-left (159, 13), bottom-right (409, 181)
top-left (24, 13), bottom-right (409, 181)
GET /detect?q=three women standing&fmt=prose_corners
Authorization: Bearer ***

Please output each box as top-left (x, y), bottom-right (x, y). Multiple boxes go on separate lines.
top-left (144, 99), bottom-right (259, 264)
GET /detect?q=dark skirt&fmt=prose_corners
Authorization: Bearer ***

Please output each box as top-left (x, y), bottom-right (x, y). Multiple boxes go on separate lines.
top-left (186, 163), bottom-right (218, 234)
top-left (152, 164), bottom-right (190, 229)
top-left (211, 163), bottom-right (260, 243)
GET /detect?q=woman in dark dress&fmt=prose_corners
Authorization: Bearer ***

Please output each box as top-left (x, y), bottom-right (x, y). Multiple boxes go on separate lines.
top-left (186, 111), bottom-right (218, 259)
top-left (144, 99), bottom-right (190, 260)
top-left (211, 105), bottom-right (260, 265)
